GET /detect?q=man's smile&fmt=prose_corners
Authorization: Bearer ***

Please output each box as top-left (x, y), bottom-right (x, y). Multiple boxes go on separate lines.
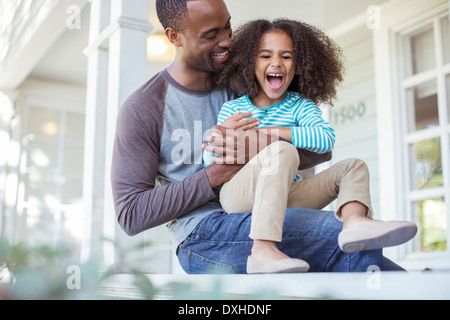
top-left (212, 50), bottom-right (230, 63)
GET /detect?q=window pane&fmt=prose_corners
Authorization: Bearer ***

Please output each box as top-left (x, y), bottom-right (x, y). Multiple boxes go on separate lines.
top-left (447, 75), bottom-right (450, 124)
top-left (412, 197), bottom-right (447, 252)
top-left (61, 178), bottom-right (83, 204)
top-left (27, 107), bottom-right (60, 137)
top-left (442, 16), bottom-right (450, 65)
top-left (406, 80), bottom-right (439, 132)
top-left (63, 144), bottom-right (84, 175)
top-left (403, 25), bottom-right (436, 77)
top-left (24, 173), bottom-right (59, 208)
top-left (26, 140), bottom-right (59, 171)
top-left (409, 138), bottom-right (443, 190)
top-left (65, 112), bottom-right (85, 141)
top-left (18, 208), bottom-right (57, 243)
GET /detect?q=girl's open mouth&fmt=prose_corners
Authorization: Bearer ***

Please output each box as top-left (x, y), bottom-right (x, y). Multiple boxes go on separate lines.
top-left (266, 73), bottom-right (284, 90)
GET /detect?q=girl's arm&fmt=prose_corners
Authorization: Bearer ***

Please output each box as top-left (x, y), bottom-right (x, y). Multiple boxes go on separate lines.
top-left (257, 125), bottom-right (334, 169)
top-left (256, 126), bottom-right (292, 143)
top-left (289, 100), bottom-right (336, 154)
top-left (255, 101), bottom-right (335, 154)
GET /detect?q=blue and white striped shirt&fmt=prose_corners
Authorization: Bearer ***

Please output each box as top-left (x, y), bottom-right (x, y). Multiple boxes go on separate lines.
top-left (203, 91), bottom-right (335, 170)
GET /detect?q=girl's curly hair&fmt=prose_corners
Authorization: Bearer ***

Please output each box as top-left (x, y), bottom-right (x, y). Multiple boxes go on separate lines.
top-left (217, 19), bottom-right (345, 106)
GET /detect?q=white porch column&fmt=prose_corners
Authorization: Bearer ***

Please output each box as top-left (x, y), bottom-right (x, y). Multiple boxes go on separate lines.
top-left (0, 91), bottom-right (20, 242)
top-left (104, 0), bottom-right (152, 264)
top-left (82, 0), bottom-right (111, 262)
top-left (82, 0), bottom-right (152, 264)
top-left (0, 92), bottom-right (14, 238)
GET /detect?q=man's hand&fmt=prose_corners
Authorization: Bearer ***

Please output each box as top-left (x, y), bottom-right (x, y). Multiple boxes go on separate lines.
top-left (204, 163), bottom-right (244, 188)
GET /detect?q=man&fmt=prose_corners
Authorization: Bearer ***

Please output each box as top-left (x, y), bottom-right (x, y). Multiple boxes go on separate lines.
top-left (111, 0), bottom-right (397, 273)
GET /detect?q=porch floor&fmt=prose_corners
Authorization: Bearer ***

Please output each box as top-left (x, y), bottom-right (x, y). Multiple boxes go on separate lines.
top-left (101, 271), bottom-right (450, 300)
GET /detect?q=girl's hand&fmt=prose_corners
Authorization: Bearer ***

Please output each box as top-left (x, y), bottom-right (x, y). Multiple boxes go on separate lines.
top-left (221, 112), bottom-right (259, 130)
top-left (202, 125), bottom-right (276, 165)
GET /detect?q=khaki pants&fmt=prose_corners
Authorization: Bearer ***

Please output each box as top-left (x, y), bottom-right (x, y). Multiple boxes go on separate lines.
top-left (219, 141), bottom-right (374, 242)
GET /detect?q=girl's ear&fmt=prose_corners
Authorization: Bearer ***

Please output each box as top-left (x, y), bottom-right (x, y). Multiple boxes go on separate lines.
top-left (165, 28), bottom-right (183, 47)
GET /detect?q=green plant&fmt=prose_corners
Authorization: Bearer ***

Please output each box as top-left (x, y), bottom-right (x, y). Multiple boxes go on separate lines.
top-left (0, 238), bottom-right (156, 300)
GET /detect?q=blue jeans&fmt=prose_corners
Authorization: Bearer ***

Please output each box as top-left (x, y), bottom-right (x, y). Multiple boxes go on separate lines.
top-left (177, 209), bottom-right (402, 274)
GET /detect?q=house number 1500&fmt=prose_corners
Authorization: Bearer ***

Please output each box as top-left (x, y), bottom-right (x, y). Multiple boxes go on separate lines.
top-left (331, 102), bottom-right (367, 126)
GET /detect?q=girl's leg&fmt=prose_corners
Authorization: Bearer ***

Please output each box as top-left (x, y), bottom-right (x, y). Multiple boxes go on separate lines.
top-left (287, 158), bottom-right (417, 252)
top-left (219, 141), bottom-right (299, 243)
top-left (286, 158), bottom-right (374, 220)
top-left (219, 141), bottom-right (309, 271)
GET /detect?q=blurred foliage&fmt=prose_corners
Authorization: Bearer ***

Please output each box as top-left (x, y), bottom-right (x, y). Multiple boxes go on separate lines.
top-left (413, 138), bottom-right (443, 190)
top-left (416, 198), bottom-right (447, 252)
top-left (0, 238), bottom-right (156, 300)
top-left (0, 238), bottom-right (281, 300)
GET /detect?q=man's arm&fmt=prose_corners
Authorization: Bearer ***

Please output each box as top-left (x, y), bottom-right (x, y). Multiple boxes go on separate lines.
top-left (297, 149), bottom-right (332, 170)
top-left (204, 163), bottom-right (244, 188)
top-left (111, 97), bottom-right (217, 236)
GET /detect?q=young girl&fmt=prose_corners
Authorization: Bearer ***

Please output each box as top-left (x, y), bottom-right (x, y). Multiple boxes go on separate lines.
top-left (203, 19), bottom-right (417, 274)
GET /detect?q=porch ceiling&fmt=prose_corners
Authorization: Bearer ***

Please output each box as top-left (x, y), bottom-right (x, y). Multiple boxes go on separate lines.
top-left (30, 0), bottom-right (389, 86)
top-left (149, 0), bottom-right (390, 31)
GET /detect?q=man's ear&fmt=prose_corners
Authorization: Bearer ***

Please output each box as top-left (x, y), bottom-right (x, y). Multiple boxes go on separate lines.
top-left (165, 28), bottom-right (183, 47)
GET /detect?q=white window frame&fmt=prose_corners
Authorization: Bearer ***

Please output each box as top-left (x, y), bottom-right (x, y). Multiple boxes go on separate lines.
top-left (13, 78), bottom-right (86, 247)
top-left (398, 12), bottom-right (450, 250)
top-left (374, 0), bottom-right (449, 269)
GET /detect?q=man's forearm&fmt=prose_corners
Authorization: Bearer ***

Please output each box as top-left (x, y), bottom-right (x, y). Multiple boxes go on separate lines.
top-left (113, 167), bottom-right (217, 236)
top-left (205, 163), bottom-right (244, 188)
top-left (266, 129), bottom-right (332, 170)
top-left (297, 149), bottom-right (332, 170)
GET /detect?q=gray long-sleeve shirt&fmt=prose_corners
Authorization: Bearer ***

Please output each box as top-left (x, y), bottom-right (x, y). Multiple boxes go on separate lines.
top-left (112, 70), bottom-right (231, 245)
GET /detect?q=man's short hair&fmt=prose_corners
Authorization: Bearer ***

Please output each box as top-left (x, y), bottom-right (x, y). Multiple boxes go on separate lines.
top-left (156, 0), bottom-right (197, 31)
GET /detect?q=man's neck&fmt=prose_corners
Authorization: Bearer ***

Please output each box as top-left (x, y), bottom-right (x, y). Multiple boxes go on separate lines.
top-left (167, 61), bottom-right (215, 91)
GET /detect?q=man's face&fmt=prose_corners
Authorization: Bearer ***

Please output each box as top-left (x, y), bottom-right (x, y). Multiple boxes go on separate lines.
top-left (179, 0), bottom-right (232, 73)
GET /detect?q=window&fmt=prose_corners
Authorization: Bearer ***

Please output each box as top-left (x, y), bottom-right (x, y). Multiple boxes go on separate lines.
top-left (18, 105), bottom-right (85, 251)
top-left (398, 13), bottom-right (450, 254)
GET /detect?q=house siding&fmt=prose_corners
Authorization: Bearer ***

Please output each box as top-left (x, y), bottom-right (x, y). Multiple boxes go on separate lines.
top-left (329, 25), bottom-right (380, 215)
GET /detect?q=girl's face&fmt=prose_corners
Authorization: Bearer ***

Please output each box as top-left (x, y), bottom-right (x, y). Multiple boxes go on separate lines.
top-left (252, 29), bottom-right (296, 108)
